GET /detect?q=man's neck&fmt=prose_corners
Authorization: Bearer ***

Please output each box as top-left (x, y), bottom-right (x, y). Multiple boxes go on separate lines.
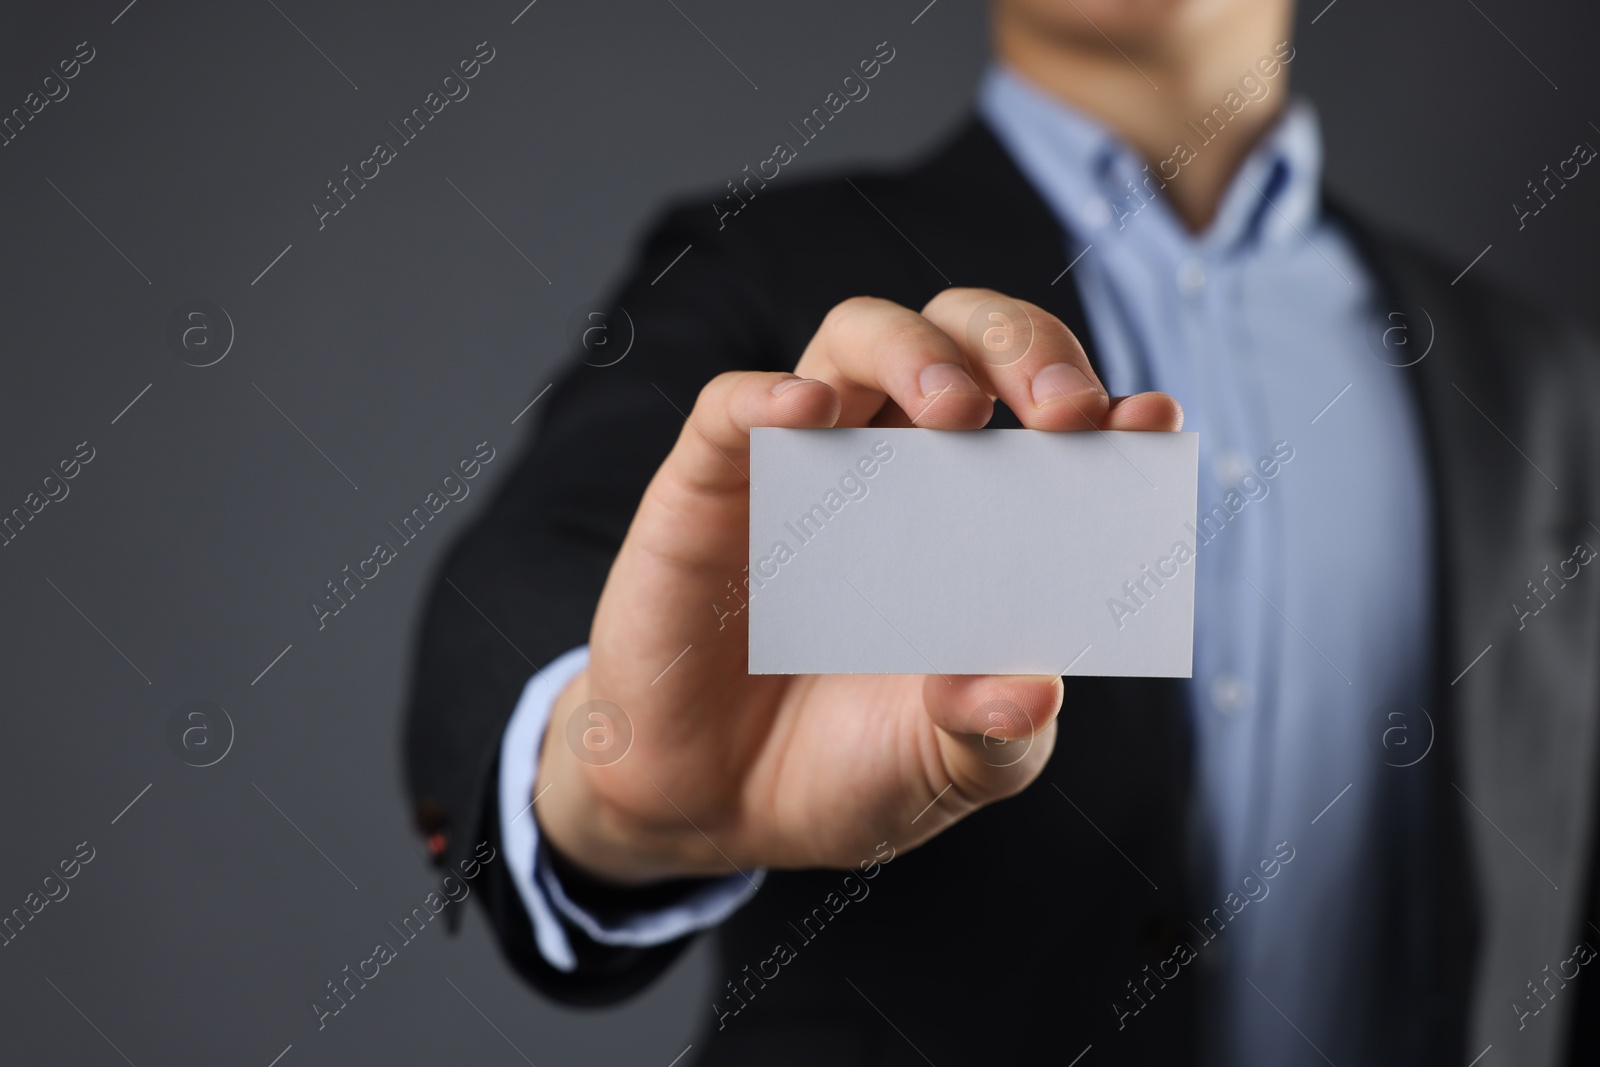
top-left (993, 8), bottom-right (1296, 232)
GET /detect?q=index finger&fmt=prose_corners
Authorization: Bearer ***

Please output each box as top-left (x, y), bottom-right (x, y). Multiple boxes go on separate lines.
top-left (920, 288), bottom-right (1110, 430)
top-left (793, 296), bottom-right (995, 431)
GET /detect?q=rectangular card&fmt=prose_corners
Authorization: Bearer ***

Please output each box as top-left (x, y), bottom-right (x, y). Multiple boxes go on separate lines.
top-left (748, 428), bottom-right (1199, 676)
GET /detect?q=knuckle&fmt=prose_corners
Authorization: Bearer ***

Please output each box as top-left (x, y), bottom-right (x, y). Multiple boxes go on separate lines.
top-left (921, 286), bottom-right (1000, 318)
top-left (1034, 309), bottom-right (1079, 349)
top-left (943, 763), bottom-right (1005, 810)
top-left (878, 319), bottom-right (944, 364)
top-left (820, 295), bottom-right (885, 337)
top-left (697, 370), bottom-right (745, 409)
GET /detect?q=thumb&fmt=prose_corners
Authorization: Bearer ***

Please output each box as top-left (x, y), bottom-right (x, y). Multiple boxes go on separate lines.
top-left (920, 674), bottom-right (1063, 813)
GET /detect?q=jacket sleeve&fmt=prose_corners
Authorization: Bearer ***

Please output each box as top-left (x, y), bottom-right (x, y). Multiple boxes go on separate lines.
top-left (401, 199), bottom-right (791, 1005)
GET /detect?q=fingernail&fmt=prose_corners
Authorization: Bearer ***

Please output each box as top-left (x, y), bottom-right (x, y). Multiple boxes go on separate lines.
top-left (1030, 362), bottom-right (1099, 407)
top-left (772, 376), bottom-right (819, 396)
top-left (919, 362), bottom-right (981, 398)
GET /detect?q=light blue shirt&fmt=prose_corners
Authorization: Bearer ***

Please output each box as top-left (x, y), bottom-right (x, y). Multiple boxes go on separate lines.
top-left (502, 65), bottom-right (1434, 1064)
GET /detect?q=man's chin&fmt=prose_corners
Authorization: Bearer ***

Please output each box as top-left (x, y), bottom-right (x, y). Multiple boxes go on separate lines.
top-left (996, 0), bottom-right (1269, 53)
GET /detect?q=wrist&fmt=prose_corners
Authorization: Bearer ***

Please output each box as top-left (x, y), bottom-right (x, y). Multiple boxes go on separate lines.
top-left (533, 668), bottom-right (698, 886)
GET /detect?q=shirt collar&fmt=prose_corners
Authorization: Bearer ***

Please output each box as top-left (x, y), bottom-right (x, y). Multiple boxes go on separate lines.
top-left (976, 63), bottom-right (1325, 257)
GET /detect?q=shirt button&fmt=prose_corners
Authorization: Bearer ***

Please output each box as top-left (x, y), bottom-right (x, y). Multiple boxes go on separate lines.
top-left (1212, 673), bottom-right (1249, 715)
top-left (1178, 258), bottom-right (1207, 295)
top-left (1081, 197), bottom-right (1112, 230)
top-left (1213, 449), bottom-right (1254, 487)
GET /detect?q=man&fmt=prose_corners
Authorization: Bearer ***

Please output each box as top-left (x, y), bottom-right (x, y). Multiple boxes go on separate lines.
top-left (405, 0), bottom-right (1600, 1063)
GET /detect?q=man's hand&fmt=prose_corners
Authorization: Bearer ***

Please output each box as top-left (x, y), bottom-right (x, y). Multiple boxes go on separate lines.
top-left (533, 288), bottom-right (1183, 885)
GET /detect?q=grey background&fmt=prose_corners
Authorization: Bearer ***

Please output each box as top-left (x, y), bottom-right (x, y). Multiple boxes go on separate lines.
top-left (0, 1), bottom-right (1594, 1064)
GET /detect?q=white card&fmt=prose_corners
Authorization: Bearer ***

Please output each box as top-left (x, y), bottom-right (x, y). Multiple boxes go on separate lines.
top-left (748, 428), bottom-right (1198, 677)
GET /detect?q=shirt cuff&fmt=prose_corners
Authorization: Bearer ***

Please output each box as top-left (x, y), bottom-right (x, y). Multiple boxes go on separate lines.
top-left (497, 646), bottom-right (765, 973)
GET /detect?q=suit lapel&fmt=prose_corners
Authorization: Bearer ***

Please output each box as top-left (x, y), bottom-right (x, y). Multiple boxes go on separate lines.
top-left (890, 119), bottom-right (1099, 362)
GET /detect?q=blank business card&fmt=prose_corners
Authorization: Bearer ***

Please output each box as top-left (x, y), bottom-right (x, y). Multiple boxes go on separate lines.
top-left (748, 428), bottom-right (1198, 677)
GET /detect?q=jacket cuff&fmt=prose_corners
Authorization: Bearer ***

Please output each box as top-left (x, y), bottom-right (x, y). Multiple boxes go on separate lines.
top-left (498, 646), bottom-right (764, 971)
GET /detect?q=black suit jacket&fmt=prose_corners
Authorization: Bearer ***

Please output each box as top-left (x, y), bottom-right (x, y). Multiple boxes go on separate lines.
top-left (404, 117), bottom-right (1600, 1066)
